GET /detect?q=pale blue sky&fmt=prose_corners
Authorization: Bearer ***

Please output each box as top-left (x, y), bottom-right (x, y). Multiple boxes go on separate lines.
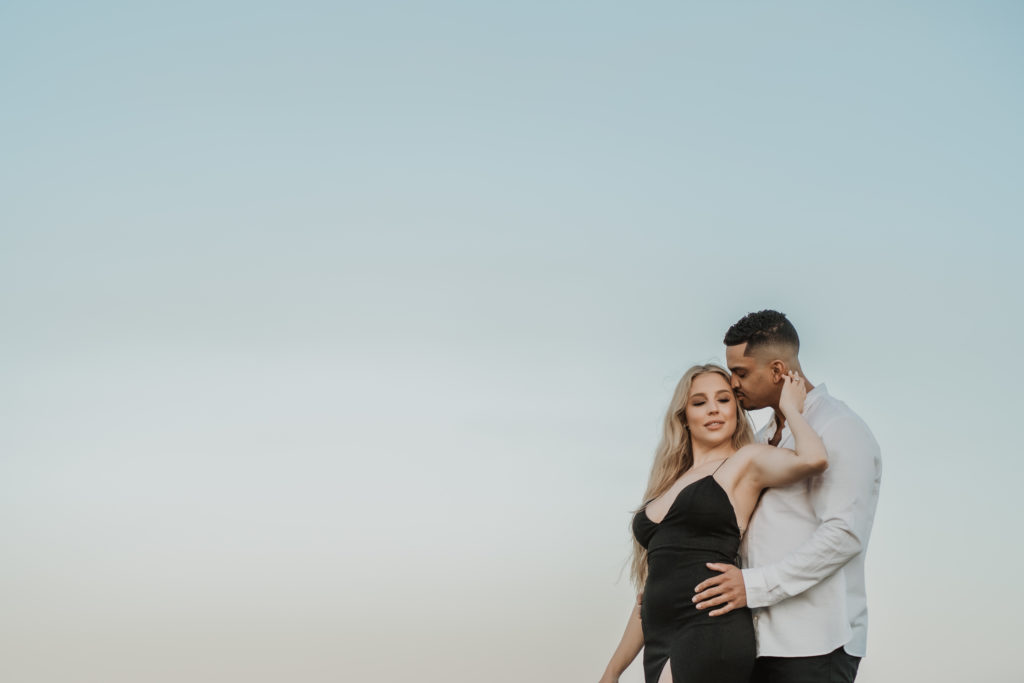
top-left (3, 2), bottom-right (1023, 682)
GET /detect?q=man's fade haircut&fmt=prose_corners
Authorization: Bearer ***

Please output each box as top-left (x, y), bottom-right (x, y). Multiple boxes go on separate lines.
top-left (723, 309), bottom-right (800, 355)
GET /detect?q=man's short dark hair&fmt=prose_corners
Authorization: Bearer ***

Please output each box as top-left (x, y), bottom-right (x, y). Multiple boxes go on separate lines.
top-left (724, 310), bottom-right (800, 354)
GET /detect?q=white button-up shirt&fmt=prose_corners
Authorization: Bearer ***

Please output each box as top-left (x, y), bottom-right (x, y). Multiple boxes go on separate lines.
top-left (741, 384), bottom-right (882, 658)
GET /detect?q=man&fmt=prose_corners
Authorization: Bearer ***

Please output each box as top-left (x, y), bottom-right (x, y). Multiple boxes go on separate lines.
top-left (692, 310), bottom-right (882, 683)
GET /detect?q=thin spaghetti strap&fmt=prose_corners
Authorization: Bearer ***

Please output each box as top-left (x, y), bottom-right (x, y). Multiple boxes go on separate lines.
top-left (712, 458), bottom-right (729, 475)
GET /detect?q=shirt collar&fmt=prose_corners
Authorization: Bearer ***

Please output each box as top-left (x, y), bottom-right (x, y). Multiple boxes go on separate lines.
top-left (804, 382), bottom-right (828, 409)
top-left (760, 382), bottom-right (828, 438)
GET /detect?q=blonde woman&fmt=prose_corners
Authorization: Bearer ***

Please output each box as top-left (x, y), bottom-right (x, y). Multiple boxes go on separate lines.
top-left (599, 364), bottom-right (826, 683)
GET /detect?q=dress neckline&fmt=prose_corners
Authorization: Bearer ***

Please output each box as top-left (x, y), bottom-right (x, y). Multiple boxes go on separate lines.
top-left (642, 474), bottom-right (743, 536)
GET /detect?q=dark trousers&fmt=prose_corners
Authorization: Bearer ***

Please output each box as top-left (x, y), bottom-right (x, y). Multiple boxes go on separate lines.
top-left (750, 646), bottom-right (861, 683)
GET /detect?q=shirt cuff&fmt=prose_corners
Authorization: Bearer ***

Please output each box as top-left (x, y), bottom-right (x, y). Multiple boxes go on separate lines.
top-left (742, 567), bottom-right (773, 609)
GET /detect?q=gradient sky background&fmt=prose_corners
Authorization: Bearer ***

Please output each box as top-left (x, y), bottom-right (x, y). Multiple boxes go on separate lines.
top-left (3, 2), bottom-right (1023, 682)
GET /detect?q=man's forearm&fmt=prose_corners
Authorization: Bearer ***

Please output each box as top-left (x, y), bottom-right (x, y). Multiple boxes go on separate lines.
top-left (742, 518), bottom-right (863, 608)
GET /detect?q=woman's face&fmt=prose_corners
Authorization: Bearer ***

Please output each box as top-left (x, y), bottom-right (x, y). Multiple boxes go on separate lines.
top-left (683, 372), bottom-right (738, 446)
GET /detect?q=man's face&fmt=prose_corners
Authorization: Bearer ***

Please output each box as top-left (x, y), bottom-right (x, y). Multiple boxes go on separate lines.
top-left (725, 343), bottom-right (779, 411)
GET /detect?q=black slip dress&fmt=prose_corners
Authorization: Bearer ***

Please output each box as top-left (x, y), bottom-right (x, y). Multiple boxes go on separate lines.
top-left (631, 463), bottom-right (756, 683)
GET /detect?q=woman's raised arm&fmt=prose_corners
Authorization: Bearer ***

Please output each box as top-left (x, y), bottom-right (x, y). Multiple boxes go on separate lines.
top-left (746, 372), bottom-right (828, 489)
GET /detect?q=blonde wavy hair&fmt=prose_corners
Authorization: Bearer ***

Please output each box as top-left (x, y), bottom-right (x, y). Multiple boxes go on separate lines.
top-left (630, 363), bottom-right (755, 591)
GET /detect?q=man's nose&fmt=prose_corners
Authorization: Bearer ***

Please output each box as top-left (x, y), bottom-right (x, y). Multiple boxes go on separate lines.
top-left (730, 376), bottom-right (741, 389)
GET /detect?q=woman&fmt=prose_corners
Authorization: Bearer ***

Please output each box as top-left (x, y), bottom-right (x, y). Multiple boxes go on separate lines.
top-left (598, 364), bottom-right (827, 683)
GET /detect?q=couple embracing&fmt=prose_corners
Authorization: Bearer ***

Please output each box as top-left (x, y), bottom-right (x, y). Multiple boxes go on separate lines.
top-left (600, 310), bottom-right (882, 683)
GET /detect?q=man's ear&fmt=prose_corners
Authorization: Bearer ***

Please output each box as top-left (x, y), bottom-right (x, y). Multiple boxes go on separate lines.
top-left (769, 360), bottom-right (787, 383)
